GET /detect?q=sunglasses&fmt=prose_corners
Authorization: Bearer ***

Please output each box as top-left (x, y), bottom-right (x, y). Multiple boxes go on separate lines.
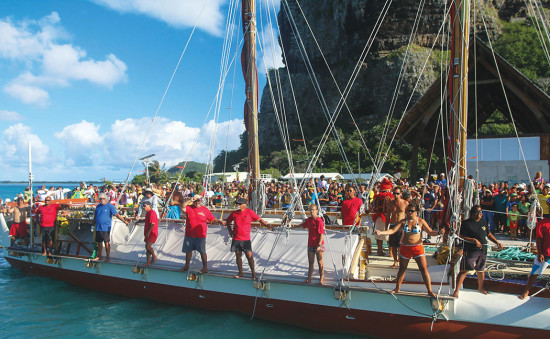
top-left (394, 192), bottom-right (401, 195)
top-left (473, 210), bottom-right (483, 213)
top-left (406, 209), bottom-right (416, 213)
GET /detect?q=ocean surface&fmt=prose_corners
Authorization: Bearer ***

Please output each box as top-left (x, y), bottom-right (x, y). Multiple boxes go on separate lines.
top-left (0, 184), bottom-right (359, 338)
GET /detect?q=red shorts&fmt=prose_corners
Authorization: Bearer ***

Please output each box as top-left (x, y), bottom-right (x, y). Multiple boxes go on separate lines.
top-left (9, 222), bottom-right (29, 238)
top-left (399, 244), bottom-right (425, 260)
top-left (145, 235), bottom-right (158, 243)
top-left (509, 221), bottom-right (518, 230)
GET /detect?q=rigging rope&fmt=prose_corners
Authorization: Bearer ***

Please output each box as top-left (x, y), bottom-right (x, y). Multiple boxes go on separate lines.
top-left (116, 0), bottom-right (211, 206)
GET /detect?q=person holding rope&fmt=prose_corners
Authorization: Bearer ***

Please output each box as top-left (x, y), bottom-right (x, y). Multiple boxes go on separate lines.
top-left (225, 198), bottom-right (270, 280)
top-left (180, 196), bottom-right (224, 273)
top-left (375, 203), bottom-right (440, 297)
top-left (452, 205), bottom-right (503, 297)
top-left (93, 193), bottom-right (129, 262)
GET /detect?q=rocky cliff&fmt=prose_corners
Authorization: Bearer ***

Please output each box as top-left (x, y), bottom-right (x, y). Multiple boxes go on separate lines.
top-left (257, 0), bottom-right (544, 154)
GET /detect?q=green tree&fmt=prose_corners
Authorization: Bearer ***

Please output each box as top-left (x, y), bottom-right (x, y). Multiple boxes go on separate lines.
top-left (494, 21), bottom-right (550, 80)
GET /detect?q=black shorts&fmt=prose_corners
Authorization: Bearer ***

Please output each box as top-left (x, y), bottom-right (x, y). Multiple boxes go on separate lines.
top-left (41, 227), bottom-right (55, 243)
top-left (95, 231), bottom-right (111, 243)
top-left (181, 237), bottom-right (206, 254)
top-left (231, 240), bottom-right (252, 253)
top-left (388, 226), bottom-right (402, 247)
top-left (461, 249), bottom-right (487, 272)
top-left (307, 245), bottom-right (325, 253)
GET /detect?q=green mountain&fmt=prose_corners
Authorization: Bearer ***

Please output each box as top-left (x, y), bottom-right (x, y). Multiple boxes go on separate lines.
top-left (167, 161), bottom-right (209, 175)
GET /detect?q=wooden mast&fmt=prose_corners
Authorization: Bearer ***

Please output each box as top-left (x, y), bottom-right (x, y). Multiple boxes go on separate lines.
top-left (449, 0), bottom-right (470, 186)
top-left (243, 0), bottom-right (260, 195)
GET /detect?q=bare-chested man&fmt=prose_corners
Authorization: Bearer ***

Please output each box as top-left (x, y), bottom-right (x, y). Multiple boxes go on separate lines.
top-left (385, 188), bottom-right (410, 268)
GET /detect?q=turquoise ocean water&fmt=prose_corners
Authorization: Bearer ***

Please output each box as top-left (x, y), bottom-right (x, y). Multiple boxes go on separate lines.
top-left (0, 184), bottom-right (358, 338)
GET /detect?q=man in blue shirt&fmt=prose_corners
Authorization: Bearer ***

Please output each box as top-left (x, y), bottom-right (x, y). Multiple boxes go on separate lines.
top-left (94, 193), bottom-right (128, 262)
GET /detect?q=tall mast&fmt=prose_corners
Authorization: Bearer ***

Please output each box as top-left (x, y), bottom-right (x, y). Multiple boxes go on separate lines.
top-left (28, 141), bottom-right (34, 248)
top-left (242, 0), bottom-right (260, 194)
top-left (449, 0), bottom-right (470, 186)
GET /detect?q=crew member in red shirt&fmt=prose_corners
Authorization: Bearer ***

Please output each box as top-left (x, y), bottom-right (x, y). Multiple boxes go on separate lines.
top-left (225, 198), bottom-right (270, 280)
top-left (520, 215), bottom-right (550, 299)
top-left (143, 201), bottom-right (158, 266)
top-left (299, 204), bottom-right (325, 284)
top-left (180, 196), bottom-right (224, 273)
top-left (36, 196), bottom-right (62, 256)
top-left (341, 185), bottom-right (363, 227)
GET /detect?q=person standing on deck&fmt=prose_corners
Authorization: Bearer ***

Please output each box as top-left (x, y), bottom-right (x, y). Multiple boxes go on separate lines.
top-left (8, 197), bottom-right (30, 247)
top-left (93, 193), bottom-right (129, 262)
top-left (452, 205), bottom-right (503, 297)
top-left (36, 197), bottom-right (63, 256)
top-left (385, 187), bottom-right (409, 268)
top-left (371, 179), bottom-right (393, 256)
top-left (375, 203), bottom-right (439, 297)
top-left (341, 185), bottom-right (363, 227)
top-left (297, 204), bottom-right (325, 284)
top-left (142, 201), bottom-right (158, 266)
top-left (225, 198), bottom-right (270, 280)
top-left (519, 215), bottom-right (550, 299)
top-left (180, 196), bottom-right (224, 273)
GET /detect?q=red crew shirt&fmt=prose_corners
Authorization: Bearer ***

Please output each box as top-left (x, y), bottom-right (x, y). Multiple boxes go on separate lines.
top-left (341, 197), bottom-right (362, 226)
top-left (185, 205), bottom-right (215, 238)
top-left (536, 218), bottom-right (550, 257)
top-left (302, 216), bottom-right (325, 247)
top-left (144, 210), bottom-right (159, 243)
top-left (37, 203), bottom-right (61, 227)
top-left (225, 208), bottom-right (260, 241)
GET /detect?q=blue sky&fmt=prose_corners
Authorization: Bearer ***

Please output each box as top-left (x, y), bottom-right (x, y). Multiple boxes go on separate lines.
top-left (0, 0), bottom-right (283, 181)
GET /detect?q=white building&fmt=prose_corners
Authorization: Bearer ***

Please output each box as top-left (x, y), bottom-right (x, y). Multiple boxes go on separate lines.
top-left (466, 136), bottom-right (549, 184)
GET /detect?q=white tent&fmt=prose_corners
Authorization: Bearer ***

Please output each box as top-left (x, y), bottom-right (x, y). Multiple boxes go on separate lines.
top-left (280, 172), bottom-right (343, 181)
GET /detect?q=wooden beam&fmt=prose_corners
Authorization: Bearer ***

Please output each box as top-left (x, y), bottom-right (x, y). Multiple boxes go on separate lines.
top-left (478, 57), bottom-right (550, 132)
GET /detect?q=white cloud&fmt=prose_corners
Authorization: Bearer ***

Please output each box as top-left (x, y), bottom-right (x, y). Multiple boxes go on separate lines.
top-left (0, 12), bottom-right (127, 105)
top-left (101, 116), bottom-right (245, 168)
top-left (55, 120), bottom-right (103, 166)
top-left (0, 116), bottom-right (245, 180)
top-left (92, 0), bottom-right (226, 36)
top-left (1, 123), bottom-right (49, 165)
top-left (46, 116), bottom-right (244, 171)
top-left (4, 83), bottom-right (50, 105)
top-left (0, 109), bottom-right (23, 121)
